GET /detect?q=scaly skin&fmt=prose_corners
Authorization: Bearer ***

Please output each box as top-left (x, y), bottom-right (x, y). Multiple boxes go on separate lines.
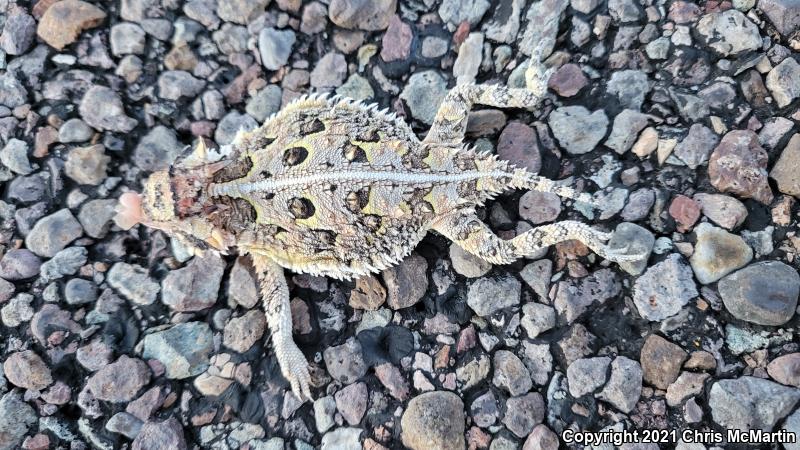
top-left (115, 34), bottom-right (646, 401)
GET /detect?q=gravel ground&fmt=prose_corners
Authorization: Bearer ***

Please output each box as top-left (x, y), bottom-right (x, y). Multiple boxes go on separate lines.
top-left (0, 0), bottom-right (800, 449)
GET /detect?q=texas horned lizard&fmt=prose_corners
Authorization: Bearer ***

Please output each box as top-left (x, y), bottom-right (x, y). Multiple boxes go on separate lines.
top-left (114, 38), bottom-right (643, 400)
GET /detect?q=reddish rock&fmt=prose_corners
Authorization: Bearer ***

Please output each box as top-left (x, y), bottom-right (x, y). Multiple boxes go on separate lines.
top-left (497, 121), bottom-right (541, 174)
top-left (132, 417), bottom-right (187, 450)
top-left (37, 0), bottom-right (107, 50)
top-left (22, 434), bottom-right (50, 450)
top-left (767, 353), bottom-right (800, 388)
top-left (380, 15), bottom-right (413, 62)
top-left (669, 194), bottom-right (701, 232)
top-left (640, 334), bottom-right (688, 390)
top-left (668, 1), bottom-right (702, 23)
top-left (4, 350), bottom-right (53, 391)
top-left (547, 63), bottom-right (588, 97)
top-left (708, 130), bottom-right (773, 205)
top-left (374, 363), bottom-right (409, 400)
top-left (87, 355), bottom-right (151, 403)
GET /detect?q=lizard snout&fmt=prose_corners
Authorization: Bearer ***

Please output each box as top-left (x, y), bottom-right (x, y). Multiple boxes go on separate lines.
top-left (114, 192), bottom-right (145, 230)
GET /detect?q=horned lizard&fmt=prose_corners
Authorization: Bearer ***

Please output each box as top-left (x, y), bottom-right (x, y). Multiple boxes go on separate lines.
top-left (114, 38), bottom-right (644, 400)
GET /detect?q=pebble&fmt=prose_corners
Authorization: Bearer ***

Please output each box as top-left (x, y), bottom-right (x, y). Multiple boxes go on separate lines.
top-left (79, 86), bottom-right (138, 133)
top-left (0, 72), bottom-right (28, 108)
top-left (496, 121), bottom-right (540, 173)
top-left (766, 58), bottom-right (800, 108)
top-left (673, 124), bottom-right (719, 169)
top-left (77, 199), bottom-right (118, 239)
top-left (640, 334), bottom-right (687, 390)
top-left (606, 70), bottom-right (650, 110)
top-left (334, 382), bottom-right (368, 425)
top-left (58, 118), bottom-right (94, 143)
top-left (381, 16), bottom-right (413, 63)
top-left (374, 362), bottom-right (409, 400)
top-left (311, 52), bottom-right (348, 89)
top-left (0, 391), bottom-right (36, 450)
top-left (258, 28), bottom-right (296, 71)
top-left (633, 253), bottom-right (698, 321)
top-left (110, 23), bottom-right (146, 56)
top-left (548, 106), bottom-right (609, 155)
top-left (320, 428), bottom-right (361, 450)
top-left (547, 63), bottom-right (587, 97)
top-left (132, 417), bottom-right (187, 450)
top-left (87, 355), bottom-right (151, 402)
top-left (760, 0), bottom-right (800, 36)
top-left (566, 356), bottom-right (610, 397)
top-left (65, 144), bottom-right (110, 185)
top-left (106, 412), bottom-right (143, 440)
top-left (158, 70), bottom-right (206, 101)
top-left (215, 111), bottom-right (257, 145)
top-left (142, 322), bottom-right (214, 379)
top-left (771, 133), bottom-right (800, 197)
top-left (246, 85), bottom-right (283, 122)
top-left (718, 261), bottom-right (799, 326)
top-left (328, 0), bottom-right (397, 31)
top-left (520, 302), bottom-right (556, 338)
top-left (597, 356), bottom-right (642, 413)
top-left (162, 254), bottom-right (225, 311)
top-left (313, 396), bottom-right (336, 433)
top-left (470, 391), bottom-right (499, 427)
top-left (64, 278), bottom-right (98, 305)
top-left (400, 70), bottom-right (448, 125)
top-left (4, 350), bottom-right (53, 391)
top-left (467, 275), bottom-right (521, 316)
top-left (25, 209), bottom-right (83, 258)
top-left (223, 310), bottom-right (266, 353)
top-left (36, 0), bottom-right (107, 50)
top-left (696, 10), bottom-right (762, 56)
top-left (300, 2), bottom-right (328, 35)
top-left (666, 371), bottom-right (709, 407)
top-left (449, 243), bottom-right (492, 278)
top-left (493, 350), bottom-right (532, 396)
top-left (608, 222), bottom-right (654, 276)
top-left (107, 262), bottom-right (160, 306)
top-left (767, 353), bottom-right (800, 388)
top-left (502, 392), bottom-right (544, 438)
top-left (523, 424), bottom-right (559, 450)
top-left (323, 338), bottom-right (368, 384)
top-left (383, 253), bottom-right (427, 309)
top-left (605, 109), bottom-right (650, 154)
top-left (348, 274), bottom-right (386, 310)
top-left (336, 74), bottom-right (375, 101)
top-left (216, 0), bottom-right (269, 24)
top-left (0, 249), bottom-right (42, 280)
top-left (77, 340), bottom-right (113, 371)
top-left (692, 193), bottom-right (747, 230)
top-left (134, 125), bottom-right (184, 171)
top-left (553, 268), bottom-right (620, 324)
top-left (0, 7), bottom-right (35, 55)
top-left (39, 246), bottom-right (87, 282)
top-left (669, 195), bottom-right (701, 232)
top-left (518, 191), bottom-right (561, 224)
top-left (401, 391), bottom-right (465, 450)
top-left (0, 139), bottom-right (33, 175)
top-left (709, 377), bottom-right (800, 430)
top-left (1, 293), bottom-right (34, 327)
top-left (690, 223), bottom-right (753, 284)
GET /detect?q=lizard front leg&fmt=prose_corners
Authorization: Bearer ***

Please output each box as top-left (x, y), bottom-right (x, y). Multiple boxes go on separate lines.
top-left (250, 253), bottom-right (313, 401)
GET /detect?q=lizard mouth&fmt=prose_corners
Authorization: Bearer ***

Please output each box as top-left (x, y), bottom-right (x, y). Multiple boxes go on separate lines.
top-left (114, 192), bottom-right (145, 230)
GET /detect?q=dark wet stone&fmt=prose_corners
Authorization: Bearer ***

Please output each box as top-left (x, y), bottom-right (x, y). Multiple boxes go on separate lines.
top-left (718, 261), bottom-right (799, 326)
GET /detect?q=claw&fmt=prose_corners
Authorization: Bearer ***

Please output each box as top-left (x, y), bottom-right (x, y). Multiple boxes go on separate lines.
top-left (278, 342), bottom-right (314, 402)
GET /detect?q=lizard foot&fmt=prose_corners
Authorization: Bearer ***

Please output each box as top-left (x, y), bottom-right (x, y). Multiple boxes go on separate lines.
top-left (276, 341), bottom-right (313, 402)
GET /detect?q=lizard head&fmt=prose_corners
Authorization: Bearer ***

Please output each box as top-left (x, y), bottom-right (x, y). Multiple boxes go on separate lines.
top-left (114, 139), bottom-right (234, 255)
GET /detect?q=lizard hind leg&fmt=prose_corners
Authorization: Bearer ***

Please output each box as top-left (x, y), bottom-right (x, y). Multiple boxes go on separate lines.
top-left (250, 253), bottom-right (313, 401)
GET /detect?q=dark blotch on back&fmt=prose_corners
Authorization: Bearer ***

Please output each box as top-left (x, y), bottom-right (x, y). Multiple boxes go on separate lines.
top-left (346, 188), bottom-right (370, 212)
top-left (344, 143), bottom-right (368, 163)
top-left (300, 118), bottom-right (325, 135)
top-left (213, 156), bottom-right (253, 183)
top-left (288, 197), bottom-right (315, 219)
top-left (283, 147), bottom-right (308, 166)
top-left (211, 197), bottom-right (257, 235)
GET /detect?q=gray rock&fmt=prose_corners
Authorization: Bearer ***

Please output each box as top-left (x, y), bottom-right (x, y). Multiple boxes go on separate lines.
top-left (223, 309), bottom-right (266, 353)
top-left (228, 255), bottom-right (259, 308)
top-left (606, 70), bottom-right (650, 110)
top-left (26, 209), bottom-right (83, 258)
top-left (696, 10), bottom-right (762, 56)
top-left (301, 2), bottom-right (328, 35)
top-left (766, 57), bottom-right (800, 108)
top-left (605, 109), bottom-right (650, 154)
top-left (0, 8), bottom-right (35, 55)
top-left (310, 52), bottom-right (347, 89)
top-left (132, 417), bottom-right (187, 450)
top-left (608, 222), bottom-right (654, 276)
top-left (212, 23), bottom-right (248, 54)
top-left (320, 428), bottom-right (361, 450)
top-left (690, 222), bottom-right (753, 284)
top-left (58, 118), bottom-right (94, 143)
top-left (567, 357), bottom-right (611, 397)
top-left (39, 247), bottom-right (88, 282)
top-left (78, 199), bottom-right (118, 239)
top-left (783, 408), bottom-right (800, 450)
top-left (246, 85), bottom-right (283, 122)
top-left (106, 412), bottom-right (143, 440)
top-left (401, 391), bottom-right (465, 450)
top-left (336, 74), bottom-right (375, 102)
top-left (1, 293), bottom-right (33, 327)
top-left (0, 391), bottom-right (36, 450)
top-left (772, 133), bottom-right (800, 197)
top-left (693, 193), bottom-right (747, 230)
top-left (0, 72), bottom-right (27, 108)
top-left (158, 70), bottom-right (206, 100)
top-left (548, 106), bottom-right (609, 155)
top-left (65, 278), bottom-right (98, 305)
top-left (674, 124), bottom-right (719, 169)
top-left (596, 356), bottom-right (642, 413)
top-left (553, 268), bottom-right (620, 324)
top-left (258, 28), bottom-right (296, 71)
top-left (400, 70), bottom-right (448, 125)
top-left (709, 377), bottom-right (800, 430)
top-left (65, 144), bottom-right (110, 185)
top-left (107, 262), bottom-right (160, 306)
top-left (453, 32), bottom-right (484, 84)
top-left (518, 191), bottom-right (561, 224)
top-left (483, 0), bottom-right (525, 43)
top-left (314, 396), bottom-right (336, 433)
top-left (519, 260), bottom-right (552, 300)
top-left (7, 172), bottom-right (47, 203)
top-left (329, 0), bottom-right (397, 31)
top-left (609, 0), bottom-right (643, 22)
top-left (633, 253), bottom-right (698, 321)
top-left (215, 111), bottom-right (258, 145)
top-left (520, 302), bottom-right (556, 338)
top-left (450, 242), bottom-right (492, 278)
top-left (439, 0), bottom-right (490, 27)
top-left (87, 355), bottom-right (151, 402)
top-left (134, 126), bottom-right (184, 171)
top-left (502, 392), bottom-right (545, 438)
top-left (323, 338), bottom-right (368, 384)
top-left (162, 254), bottom-right (225, 311)
top-left (645, 36), bottom-right (670, 59)
top-left (0, 248), bottom-right (41, 280)
top-left (0, 139), bottom-right (33, 175)
top-left (718, 261), bottom-right (799, 326)
top-left (79, 86), bottom-right (138, 133)
top-left (467, 275), bottom-right (521, 316)
top-left (471, 392), bottom-right (500, 429)
top-left (217, 0), bottom-right (269, 24)
top-left (110, 22), bottom-right (146, 56)
top-left (142, 322), bottom-right (214, 379)
top-left (493, 350), bottom-right (532, 396)
top-left (699, 82), bottom-right (737, 110)
top-left (760, 0), bottom-right (800, 36)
